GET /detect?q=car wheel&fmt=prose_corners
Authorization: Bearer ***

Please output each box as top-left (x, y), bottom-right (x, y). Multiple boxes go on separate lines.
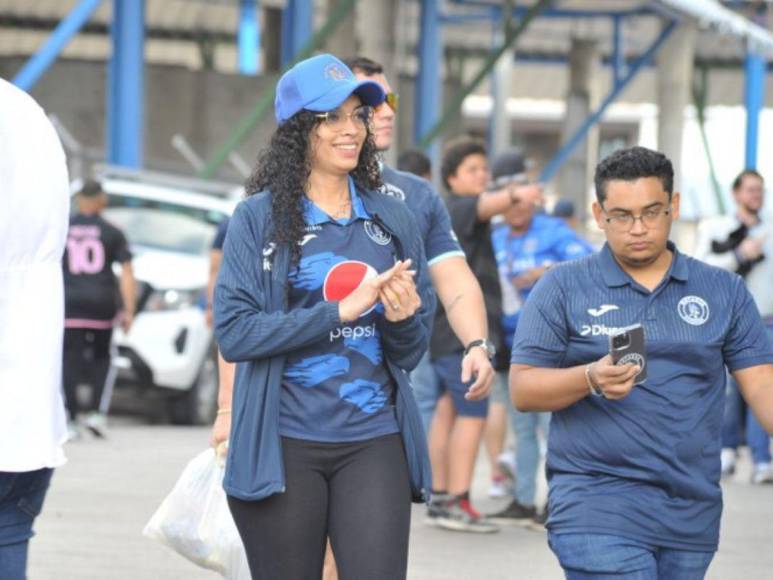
top-left (169, 353), bottom-right (218, 425)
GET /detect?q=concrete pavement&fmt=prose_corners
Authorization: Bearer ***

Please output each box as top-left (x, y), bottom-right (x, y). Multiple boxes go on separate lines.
top-left (28, 419), bottom-right (773, 579)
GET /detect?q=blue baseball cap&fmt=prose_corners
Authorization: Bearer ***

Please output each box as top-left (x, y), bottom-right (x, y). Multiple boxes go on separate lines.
top-left (274, 54), bottom-right (386, 124)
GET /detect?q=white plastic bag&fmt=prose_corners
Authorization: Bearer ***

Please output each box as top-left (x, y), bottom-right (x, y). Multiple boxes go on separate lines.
top-left (143, 448), bottom-right (250, 579)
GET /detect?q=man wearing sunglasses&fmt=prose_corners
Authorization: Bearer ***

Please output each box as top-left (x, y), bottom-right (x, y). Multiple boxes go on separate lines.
top-left (345, 58), bottom-right (499, 531)
top-left (509, 146), bottom-right (773, 578)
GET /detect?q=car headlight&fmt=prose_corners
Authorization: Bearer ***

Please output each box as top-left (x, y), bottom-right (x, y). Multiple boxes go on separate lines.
top-left (145, 288), bottom-right (204, 312)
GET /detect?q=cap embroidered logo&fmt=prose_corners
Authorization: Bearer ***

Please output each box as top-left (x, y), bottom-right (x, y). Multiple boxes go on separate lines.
top-left (324, 63), bottom-right (350, 82)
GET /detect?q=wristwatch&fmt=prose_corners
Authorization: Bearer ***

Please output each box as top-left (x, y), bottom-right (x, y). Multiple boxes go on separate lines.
top-left (464, 339), bottom-right (496, 360)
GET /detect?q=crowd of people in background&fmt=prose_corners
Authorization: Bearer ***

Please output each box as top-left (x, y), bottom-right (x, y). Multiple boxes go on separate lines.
top-left (3, 49), bottom-right (773, 580)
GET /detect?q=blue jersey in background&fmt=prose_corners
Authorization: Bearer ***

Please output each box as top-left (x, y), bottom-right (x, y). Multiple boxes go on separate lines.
top-left (491, 213), bottom-right (594, 351)
top-left (380, 165), bottom-right (464, 266)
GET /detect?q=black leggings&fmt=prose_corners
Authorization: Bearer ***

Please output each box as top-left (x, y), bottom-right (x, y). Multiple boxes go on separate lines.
top-left (227, 433), bottom-right (412, 580)
top-left (62, 328), bottom-right (112, 420)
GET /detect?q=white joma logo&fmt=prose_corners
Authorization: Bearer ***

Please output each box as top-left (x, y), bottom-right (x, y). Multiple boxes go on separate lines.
top-left (587, 304), bottom-right (619, 317)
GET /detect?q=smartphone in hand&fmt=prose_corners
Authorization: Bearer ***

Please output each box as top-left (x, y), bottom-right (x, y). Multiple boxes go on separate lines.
top-left (609, 324), bottom-right (647, 385)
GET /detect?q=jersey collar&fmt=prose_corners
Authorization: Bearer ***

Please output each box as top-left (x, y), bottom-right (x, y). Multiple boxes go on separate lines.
top-left (303, 176), bottom-right (371, 226)
top-left (599, 240), bottom-right (688, 288)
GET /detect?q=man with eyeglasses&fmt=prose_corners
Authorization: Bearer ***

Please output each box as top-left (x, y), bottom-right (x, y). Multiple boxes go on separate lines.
top-left (509, 146), bottom-right (773, 578)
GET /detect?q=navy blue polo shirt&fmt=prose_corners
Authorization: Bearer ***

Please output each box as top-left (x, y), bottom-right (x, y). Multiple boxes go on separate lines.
top-left (279, 180), bottom-right (399, 443)
top-left (380, 165), bottom-right (464, 266)
top-left (511, 241), bottom-right (773, 551)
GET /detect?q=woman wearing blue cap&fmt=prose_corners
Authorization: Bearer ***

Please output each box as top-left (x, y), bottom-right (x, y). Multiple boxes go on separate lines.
top-left (213, 54), bottom-right (435, 579)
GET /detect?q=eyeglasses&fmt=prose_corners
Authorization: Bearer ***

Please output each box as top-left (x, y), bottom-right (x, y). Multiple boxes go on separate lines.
top-left (315, 105), bottom-right (373, 131)
top-left (379, 92), bottom-right (399, 113)
top-left (602, 206), bottom-right (671, 231)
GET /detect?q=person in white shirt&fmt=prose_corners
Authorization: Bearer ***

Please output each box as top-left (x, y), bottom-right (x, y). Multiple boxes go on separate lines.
top-left (694, 169), bottom-right (773, 484)
top-left (0, 78), bottom-right (70, 576)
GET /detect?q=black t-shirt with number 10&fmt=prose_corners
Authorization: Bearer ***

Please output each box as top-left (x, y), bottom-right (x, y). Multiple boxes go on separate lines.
top-left (62, 213), bottom-right (132, 322)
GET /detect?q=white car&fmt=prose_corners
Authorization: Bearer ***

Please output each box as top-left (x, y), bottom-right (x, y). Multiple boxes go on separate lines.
top-left (97, 167), bottom-right (240, 424)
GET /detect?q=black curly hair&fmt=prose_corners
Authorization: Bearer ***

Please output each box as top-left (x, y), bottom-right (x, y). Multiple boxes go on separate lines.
top-left (245, 109), bottom-right (383, 264)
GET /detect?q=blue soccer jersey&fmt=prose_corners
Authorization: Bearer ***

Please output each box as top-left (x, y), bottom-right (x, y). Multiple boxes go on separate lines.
top-left (380, 165), bottom-right (464, 266)
top-left (491, 213), bottom-right (595, 350)
top-left (510, 242), bottom-right (773, 551)
top-left (279, 181), bottom-right (399, 443)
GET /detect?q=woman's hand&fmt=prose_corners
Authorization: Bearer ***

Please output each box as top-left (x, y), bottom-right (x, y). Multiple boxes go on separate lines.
top-left (379, 269), bottom-right (421, 322)
top-left (338, 260), bottom-right (412, 323)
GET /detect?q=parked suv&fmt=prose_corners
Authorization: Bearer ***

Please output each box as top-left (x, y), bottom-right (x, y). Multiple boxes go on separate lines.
top-left (95, 167), bottom-right (240, 424)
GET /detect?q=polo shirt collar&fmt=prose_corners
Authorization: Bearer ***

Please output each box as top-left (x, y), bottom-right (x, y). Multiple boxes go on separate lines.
top-left (303, 176), bottom-right (371, 225)
top-left (599, 240), bottom-right (687, 288)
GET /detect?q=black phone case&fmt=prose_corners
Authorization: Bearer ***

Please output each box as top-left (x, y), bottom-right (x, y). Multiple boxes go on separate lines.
top-left (609, 324), bottom-right (647, 384)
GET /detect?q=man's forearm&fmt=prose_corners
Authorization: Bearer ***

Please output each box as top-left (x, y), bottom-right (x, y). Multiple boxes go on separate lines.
top-left (120, 265), bottom-right (136, 315)
top-left (510, 364), bottom-right (590, 412)
top-left (749, 394), bottom-right (773, 435)
top-left (431, 258), bottom-right (487, 346)
top-left (477, 189), bottom-right (514, 222)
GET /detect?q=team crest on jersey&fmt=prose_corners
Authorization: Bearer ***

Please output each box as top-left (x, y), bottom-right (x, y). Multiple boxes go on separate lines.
top-left (364, 220), bottom-right (392, 245)
top-left (678, 295), bottom-right (710, 326)
top-left (379, 182), bottom-right (406, 201)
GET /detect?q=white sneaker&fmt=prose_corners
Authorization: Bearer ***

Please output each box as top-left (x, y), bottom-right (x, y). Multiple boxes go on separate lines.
top-left (488, 477), bottom-right (510, 498)
top-left (84, 412), bottom-right (108, 438)
top-left (66, 420), bottom-right (83, 442)
top-left (752, 463), bottom-right (773, 485)
top-left (720, 448), bottom-right (736, 478)
top-left (496, 450), bottom-right (517, 481)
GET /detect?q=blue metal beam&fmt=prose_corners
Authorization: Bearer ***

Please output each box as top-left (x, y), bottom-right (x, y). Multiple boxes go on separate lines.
top-left (744, 51), bottom-right (766, 169)
top-left (612, 15), bottom-right (626, 85)
top-left (238, 0), bottom-right (261, 75)
top-left (447, 1), bottom-right (655, 20)
top-left (281, 0), bottom-right (313, 67)
top-left (107, 0), bottom-right (145, 168)
top-left (539, 19), bottom-right (679, 183)
top-left (12, 0), bottom-right (105, 91)
top-left (416, 0), bottom-right (442, 163)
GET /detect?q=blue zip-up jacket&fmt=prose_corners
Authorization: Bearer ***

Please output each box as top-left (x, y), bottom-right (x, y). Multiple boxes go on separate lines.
top-left (214, 186), bottom-right (436, 503)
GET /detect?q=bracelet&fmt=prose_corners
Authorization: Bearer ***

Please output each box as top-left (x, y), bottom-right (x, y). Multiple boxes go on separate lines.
top-left (216, 408), bottom-right (231, 416)
top-left (585, 364), bottom-right (604, 397)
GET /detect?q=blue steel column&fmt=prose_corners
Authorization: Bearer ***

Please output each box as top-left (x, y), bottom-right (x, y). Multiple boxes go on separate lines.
top-left (415, 0), bottom-right (442, 164)
top-left (13, 0), bottom-right (106, 91)
top-left (744, 51), bottom-right (766, 170)
top-left (540, 20), bottom-right (677, 183)
top-left (239, 0), bottom-right (261, 75)
top-left (107, 0), bottom-right (145, 168)
top-left (281, 0), bottom-right (313, 66)
top-left (612, 15), bottom-right (625, 86)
